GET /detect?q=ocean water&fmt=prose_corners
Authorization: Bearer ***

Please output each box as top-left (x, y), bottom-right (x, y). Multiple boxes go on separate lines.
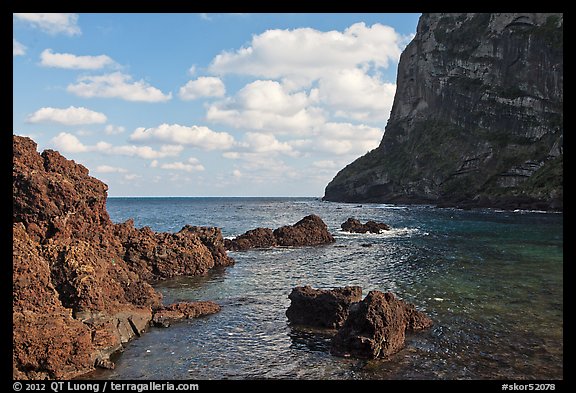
top-left (87, 197), bottom-right (563, 380)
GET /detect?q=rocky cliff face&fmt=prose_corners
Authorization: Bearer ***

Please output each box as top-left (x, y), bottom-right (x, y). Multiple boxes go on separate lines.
top-left (324, 13), bottom-right (563, 210)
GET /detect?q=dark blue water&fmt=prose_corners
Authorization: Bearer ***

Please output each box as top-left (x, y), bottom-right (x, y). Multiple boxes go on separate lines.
top-left (87, 197), bottom-right (563, 379)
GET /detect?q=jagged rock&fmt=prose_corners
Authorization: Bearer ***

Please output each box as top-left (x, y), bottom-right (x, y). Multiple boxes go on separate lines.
top-left (181, 226), bottom-right (234, 268)
top-left (273, 215), bottom-right (335, 247)
top-left (152, 301), bottom-right (221, 327)
top-left (12, 135), bottom-right (228, 379)
top-left (286, 286), bottom-right (362, 329)
top-left (225, 215), bottom-right (334, 251)
top-left (341, 218), bottom-right (391, 233)
top-left (324, 13), bottom-right (563, 211)
top-left (330, 291), bottom-right (432, 359)
top-left (224, 227), bottom-right (277, 251)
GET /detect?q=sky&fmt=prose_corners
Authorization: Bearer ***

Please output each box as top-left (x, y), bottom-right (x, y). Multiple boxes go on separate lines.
top-left (13, 13), bottom-right (421, 197)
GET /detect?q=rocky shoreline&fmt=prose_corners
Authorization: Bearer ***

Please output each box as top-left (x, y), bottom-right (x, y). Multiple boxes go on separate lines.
top-left (12, 136), bottom-right (341, 379)
top-left (13, 135), bottom-right (434, 379)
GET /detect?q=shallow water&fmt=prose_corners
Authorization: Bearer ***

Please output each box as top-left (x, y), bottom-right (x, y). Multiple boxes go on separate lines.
top-left (85, 197), bottom-right (563, 380)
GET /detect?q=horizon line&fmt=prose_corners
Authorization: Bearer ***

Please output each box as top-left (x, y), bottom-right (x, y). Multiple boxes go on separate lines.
top-left (107, 195), bottom-right (323, 198)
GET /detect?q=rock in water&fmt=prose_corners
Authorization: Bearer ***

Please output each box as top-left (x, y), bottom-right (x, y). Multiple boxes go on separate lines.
top-left (152, 301), bottom-right (221, 328)
top-left (324, 13), bottom-right (563, 211)
top-left (286, 286), bottom-right (362, 329)
top-left (330, 291), bottom-right (433, 359)
top-left (341, 218), bottom-right (391, 233)
top-left (225, 214), bottom-right (335, 251)
top-left (224, 227), bottom-right (277, 251)
top-left (273, 214), bottom-right (335, 247)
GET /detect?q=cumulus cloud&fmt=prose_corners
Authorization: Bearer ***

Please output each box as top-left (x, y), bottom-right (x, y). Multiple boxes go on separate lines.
top-left (130, 123), bottom-right (235, 150)
top-left (289, 122), bottom-right (383, 156)
top-left (236, 132), bottom-right (298, 156)
top-left (178, 76), bottom-right (226, 100)
top-left (27, 106), bottom-right (107, 125)
top-left (209, 22), bottom-right (407, 87)
top-left (13, 38), bottom-right (26, 56)
top-left (318, 68), bottom-right (396, 121)
top-left (13, 13), bottom-right (81, 36)
top-left (49, 132), bottom-right (182, 159)
top-left (40, 49), bottom-right (116, 70)
top-left (160, 157), bottom-right (205, 172)
top-left (207, 80), bottom-right (324, 134)
top-left (67, 72), bottom-right (172, 102)
top-left (49, 132), bottom-right (89, 153)
top-left (105, 125), bottom-right (125, 135)
top-left (94, 165), bottom-right (128, 173)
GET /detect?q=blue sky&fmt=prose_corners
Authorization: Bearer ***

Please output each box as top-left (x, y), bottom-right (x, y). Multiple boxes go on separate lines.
top-left (13, 13), bottom-right (420, 197)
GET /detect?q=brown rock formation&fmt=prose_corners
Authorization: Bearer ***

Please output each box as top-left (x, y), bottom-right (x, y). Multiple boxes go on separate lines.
top-left (274, 215), bottom-right (335, 247)
top-left (12, 135), bottom-right (228, 379)
top-left (341, 217), bottom-right (391, 234)
top-left (224, 227), bottom-right (277, 251)
top-left (286, 286), bottom-right (362, 329)
top-left (152, 301), bottom-right (221, 328)
top-left (330, 291), bottom-right (433, 359)
top-left (225, 214), bottom-right (335, 251)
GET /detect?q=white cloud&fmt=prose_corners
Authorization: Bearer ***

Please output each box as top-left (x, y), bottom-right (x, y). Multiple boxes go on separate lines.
top-left (178, 76), bottom-right (225, 100)
top-left (50, 132), bottom-right (89, 153)
top-left (13, 38), bottom-right (26, 56)
top-left (209, 22), bottom-right (407, 87)
top-left (40, 49), bottom-right (115, 70)
top-left (160, 157), bottom-right (205, 172)
top-left (95, 142), bottom-right (183, 159)
top-left (123, 174), bottom-right (141, 181)
top-left (94, 165), bottom-right (128, 173)
top-left (13, 13), bottom-right (81, 36)
top-left (206, 80), bottom-right (324, 134)
top-left (289, 122), bottom-right (383, 156)
top-left (27, 106), bottom-right (107, 125)
top-left (312, 160), bottom-right (341, 169)
top-left (49, 132), bottom-right (182, 159)
top-left (105, 125), bottom-right (125, 135)
top-left (67, 72), bottom-right (172, 102)
top-left (318, 68), bottom-right (396, 121)
top-left (237, 132), bottom-right (298, 156)
top-left (130, 123), bottom-right (235, 150)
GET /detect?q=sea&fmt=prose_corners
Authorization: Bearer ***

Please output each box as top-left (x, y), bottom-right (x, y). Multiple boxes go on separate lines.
top-left (85, 197), bottom-right (563, 380)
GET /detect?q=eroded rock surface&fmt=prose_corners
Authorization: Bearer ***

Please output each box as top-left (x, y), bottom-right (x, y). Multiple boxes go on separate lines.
top-left (324, 13), bottom-right (563, 211)
top-left (225, 215), bottom-right (335, 251)
top-left (330, 291), bottom-right (433, 359)
top-left (13, 136), bottom-right (226, 379)
top-left (286, 286), bottom-right (362, 329)
top-left (341, 218), bottom-right (391, 233)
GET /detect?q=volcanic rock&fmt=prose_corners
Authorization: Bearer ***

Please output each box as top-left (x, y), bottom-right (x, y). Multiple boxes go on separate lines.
top-left (274, 215), bottom-right (335, 247)
top-left (324, 13), bottom-right (563, 211)
top-left (286, 285), bottom-right (362, 329)
top-left (330, 291), bottom-right (433, 359)
top-left (152, 301), bottom-right (221, 327)
top-left (341, 217), bottom-right (391, 233)
top-left (225, 214), bottom-right (335, 251)
top-left (224, 227), bottom-right (277, 251)
top-left (12, 135), bottom-right (228, 379)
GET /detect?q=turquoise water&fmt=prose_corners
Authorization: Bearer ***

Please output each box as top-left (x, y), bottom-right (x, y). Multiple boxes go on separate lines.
top-left (86, 197), bottom-right (562, 379)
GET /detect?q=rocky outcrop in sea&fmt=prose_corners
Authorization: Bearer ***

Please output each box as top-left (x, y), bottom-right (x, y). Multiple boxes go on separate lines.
top-left (286, 285), bottom-right (433, 359)
top-left (340, 218), bottom-right (391, 234)
top-left (224, 215), bottom-right (335, 251)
